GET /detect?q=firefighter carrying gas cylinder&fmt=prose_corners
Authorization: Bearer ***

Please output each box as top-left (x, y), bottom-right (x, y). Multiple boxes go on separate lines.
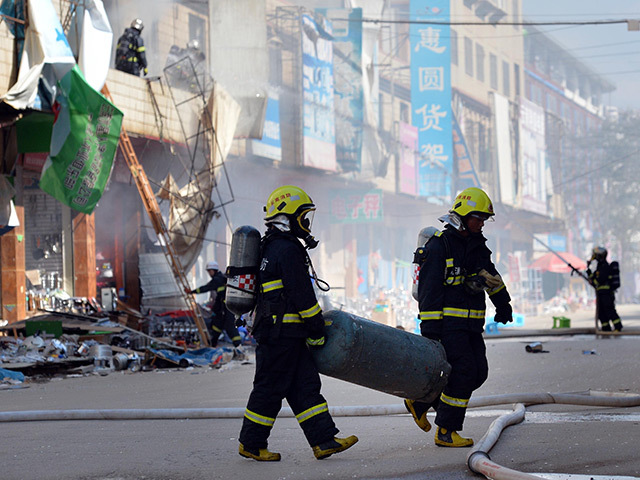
top-left (405, 187), bottom-right (513, 447)
top-left (186, 260), bottom-right (241, 347)
top-left (587, 246), bottom-right (623, 332)
top-left (238, 185), bottom-right (358, 462)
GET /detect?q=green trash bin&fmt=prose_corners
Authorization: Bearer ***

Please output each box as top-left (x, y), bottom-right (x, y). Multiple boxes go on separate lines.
top-left (552, 316), bottom-right (571, 329)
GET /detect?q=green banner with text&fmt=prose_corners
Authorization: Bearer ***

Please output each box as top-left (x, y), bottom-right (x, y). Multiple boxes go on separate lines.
top-left (40, 65), bottom-right (122, 214)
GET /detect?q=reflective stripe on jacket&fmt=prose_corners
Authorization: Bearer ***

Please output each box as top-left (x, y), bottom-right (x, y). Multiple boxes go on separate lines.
top-left (418, 226), bottom-right (511, 335)
top-left (256, 231), bottom-right (324, 339)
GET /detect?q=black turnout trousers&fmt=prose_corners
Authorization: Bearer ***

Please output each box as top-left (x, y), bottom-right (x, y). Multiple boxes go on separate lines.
top-left (239, 338), bottom-right (338, 450)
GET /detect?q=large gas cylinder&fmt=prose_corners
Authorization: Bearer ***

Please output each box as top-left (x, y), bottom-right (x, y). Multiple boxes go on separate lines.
top-left (311, 310), bottom-right (450, 403)
top-left (225, 225), bottom-right (261, 317)
top-left (412, 226), bottom-right (440, 301)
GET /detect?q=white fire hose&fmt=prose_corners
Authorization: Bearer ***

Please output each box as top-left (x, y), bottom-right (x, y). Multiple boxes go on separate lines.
top-left (1, 390), bottom-right (639, 479)
top-left (465, 390), bottom-right (640, 480)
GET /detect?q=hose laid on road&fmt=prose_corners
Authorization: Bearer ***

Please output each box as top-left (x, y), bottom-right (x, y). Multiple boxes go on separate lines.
top-left (0, 404), bottom-right (407, 422)
top-left (1, 390), bottom-right (639, 422)
top-left (2, 390), bottom-right (639, 479)
top-left (466, 390), bottom-right (640, 480)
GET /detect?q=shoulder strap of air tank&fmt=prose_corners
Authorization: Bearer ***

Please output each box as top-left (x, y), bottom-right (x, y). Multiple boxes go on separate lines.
top-left (436, 230), bottom-right (455, 284)
top-left (258, 232), bottom-right (289, 339)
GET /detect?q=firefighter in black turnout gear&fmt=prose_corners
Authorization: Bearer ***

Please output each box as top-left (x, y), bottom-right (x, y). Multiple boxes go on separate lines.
top-left (238, 185), bottom-right (358, 462)
top-left (587, 246), bottom-right (623, 332)
top-left (186, 260), bottom-right (241, 347)
top-left (115, 19), bottom-right (148, 77)
top-left (405, 187), bottom-right (513, 447)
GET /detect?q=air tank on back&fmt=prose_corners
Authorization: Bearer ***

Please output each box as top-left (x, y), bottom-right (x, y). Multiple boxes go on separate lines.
top-left (412, 226), bottom-right (440, 301)
top-left (311, 310), bottom-right (450, 403)
top-left (225, 225), bottom-right (261, 318)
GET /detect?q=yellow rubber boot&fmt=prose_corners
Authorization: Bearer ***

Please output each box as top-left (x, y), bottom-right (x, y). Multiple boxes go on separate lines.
top-left (404, 399), bottom-right (432, 432)
top-left (435, 427), bottom-right (474, 448)
top-left (239, 443), bottom-right (281, 461)
top-left (312, 435), bottom-right (359, 460)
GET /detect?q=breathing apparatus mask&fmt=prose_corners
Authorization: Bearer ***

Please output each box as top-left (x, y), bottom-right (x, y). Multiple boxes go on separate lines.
top-left (296, 208), bottom-right (318, 249)
top-left (266, 211), bottom-right (318, 249)
top-left (438, 212), bottom-right (464, 232)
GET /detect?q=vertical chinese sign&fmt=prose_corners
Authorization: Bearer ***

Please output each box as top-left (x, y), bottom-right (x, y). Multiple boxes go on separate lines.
top-left (301, 14), bottom-right (337, 171)
top-left (316, 8), bottom-right (363, 173)
top-left (410, 0), bottom-right (452, 202)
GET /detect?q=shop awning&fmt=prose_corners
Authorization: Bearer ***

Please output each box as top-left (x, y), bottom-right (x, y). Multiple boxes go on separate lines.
top-left (529, 251), bottom-right (587, 274)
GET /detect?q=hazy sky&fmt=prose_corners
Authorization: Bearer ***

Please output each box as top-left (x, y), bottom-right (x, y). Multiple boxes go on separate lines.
top-left (523, 0), bottom-right (640, 110)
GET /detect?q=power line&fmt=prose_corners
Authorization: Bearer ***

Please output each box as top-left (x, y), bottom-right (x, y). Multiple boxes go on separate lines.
top-left (524, 13), bottom-right (640, 17)
top-left (548, 148), bottom-right (640, 194)
top-left (389, 6), bottom-right (639, 17)
top-left (348, 17), bottom-right (633, 27)
top-left (570, 39), bottom-right (640, 51)
top-left (579, 68), bottom-right (640, 76)
top-left (574, 50), bottom-right (640, 60)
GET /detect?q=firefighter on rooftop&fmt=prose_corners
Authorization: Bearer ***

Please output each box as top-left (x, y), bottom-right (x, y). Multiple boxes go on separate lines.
top-left (115, 19), bottom-right (148, 77)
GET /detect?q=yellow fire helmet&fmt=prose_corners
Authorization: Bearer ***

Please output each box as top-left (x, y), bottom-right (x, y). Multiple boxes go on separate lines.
top-left (264, 185), bottom-right (316, 233)
top-left (450, 187), bottom-right (495, 218)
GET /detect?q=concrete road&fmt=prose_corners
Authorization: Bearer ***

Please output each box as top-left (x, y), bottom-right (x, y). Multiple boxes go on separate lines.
top-left (2, 305), bottom-right (640, 480)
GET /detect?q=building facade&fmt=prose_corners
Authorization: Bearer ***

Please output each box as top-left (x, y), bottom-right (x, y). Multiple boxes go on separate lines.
top-left (1, 0), bottom-right (616, 328)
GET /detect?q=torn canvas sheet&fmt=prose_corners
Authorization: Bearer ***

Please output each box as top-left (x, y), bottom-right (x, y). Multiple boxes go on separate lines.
top-left (1, 0), bottom-right (75, 110)
top-left (67, 0), bottom-right (113, 91)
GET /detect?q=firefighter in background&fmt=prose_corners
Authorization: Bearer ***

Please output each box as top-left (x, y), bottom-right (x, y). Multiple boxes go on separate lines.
top-left (164, 39), bottom-right (207, 93)
top-left (186, 260), bottom-right (241, 347)
top-left (238, 185), bottom-right (358, 462)
top-left (115, 19), bottom-right (148, 77)
top-left (405, 187), bottom-right (513, 447)
top-left (587, 246), bottom-right (623, 332)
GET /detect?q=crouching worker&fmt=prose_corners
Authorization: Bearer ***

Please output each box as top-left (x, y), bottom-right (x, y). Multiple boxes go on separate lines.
top-left (405, 187), bottom-right (513, 447)
top-left (186, 260), bottom-right (241, 348)
top-left (238, 185), bottom-right (358, 461)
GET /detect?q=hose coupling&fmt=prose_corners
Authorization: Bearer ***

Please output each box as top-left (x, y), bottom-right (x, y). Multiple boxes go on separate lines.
top-left (467, 450), bottom-right (491, 474)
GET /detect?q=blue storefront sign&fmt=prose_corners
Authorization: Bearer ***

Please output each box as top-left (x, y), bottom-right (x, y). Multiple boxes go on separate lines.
top-left (452, 110), bottom-right (481, 190)
top-left (410, 0), bottom-right (452, 202)
top-left (301, 13), bottom-right (336, 171)
top-left (316, 8), bottom-right (363, 172)
top-left (251, 95), bottom-right (282, 161)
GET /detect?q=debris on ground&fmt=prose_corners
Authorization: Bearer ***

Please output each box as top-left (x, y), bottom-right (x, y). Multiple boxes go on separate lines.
top-left (0, 306), bottom-right (254, 384)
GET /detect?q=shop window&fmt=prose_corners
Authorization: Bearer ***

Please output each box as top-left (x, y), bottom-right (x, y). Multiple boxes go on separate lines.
top-left (476, 43), bottom-right (485, 82)
top-left (451, 29), bottom-right (458, 66)
top-left (465, 37), bottom-right (473, 76)
top-left (502, 60), bottom-right (510, 97)
top-left (490, 53), bottom-right (498, 90)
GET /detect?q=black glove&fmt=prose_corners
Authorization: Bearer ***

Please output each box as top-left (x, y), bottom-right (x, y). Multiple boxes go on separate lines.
top-left (494, 305), bottom-right (513, 325)
top-left (586, 268), bottom-right (592, 276)
top-left (306, 335), bottom-right (325, 349)
top-left (235, 316), bottom-right (246, 327)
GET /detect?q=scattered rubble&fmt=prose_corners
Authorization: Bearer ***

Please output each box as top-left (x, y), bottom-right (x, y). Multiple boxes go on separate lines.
top-left (0, 308), bottom-right (253, 385)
